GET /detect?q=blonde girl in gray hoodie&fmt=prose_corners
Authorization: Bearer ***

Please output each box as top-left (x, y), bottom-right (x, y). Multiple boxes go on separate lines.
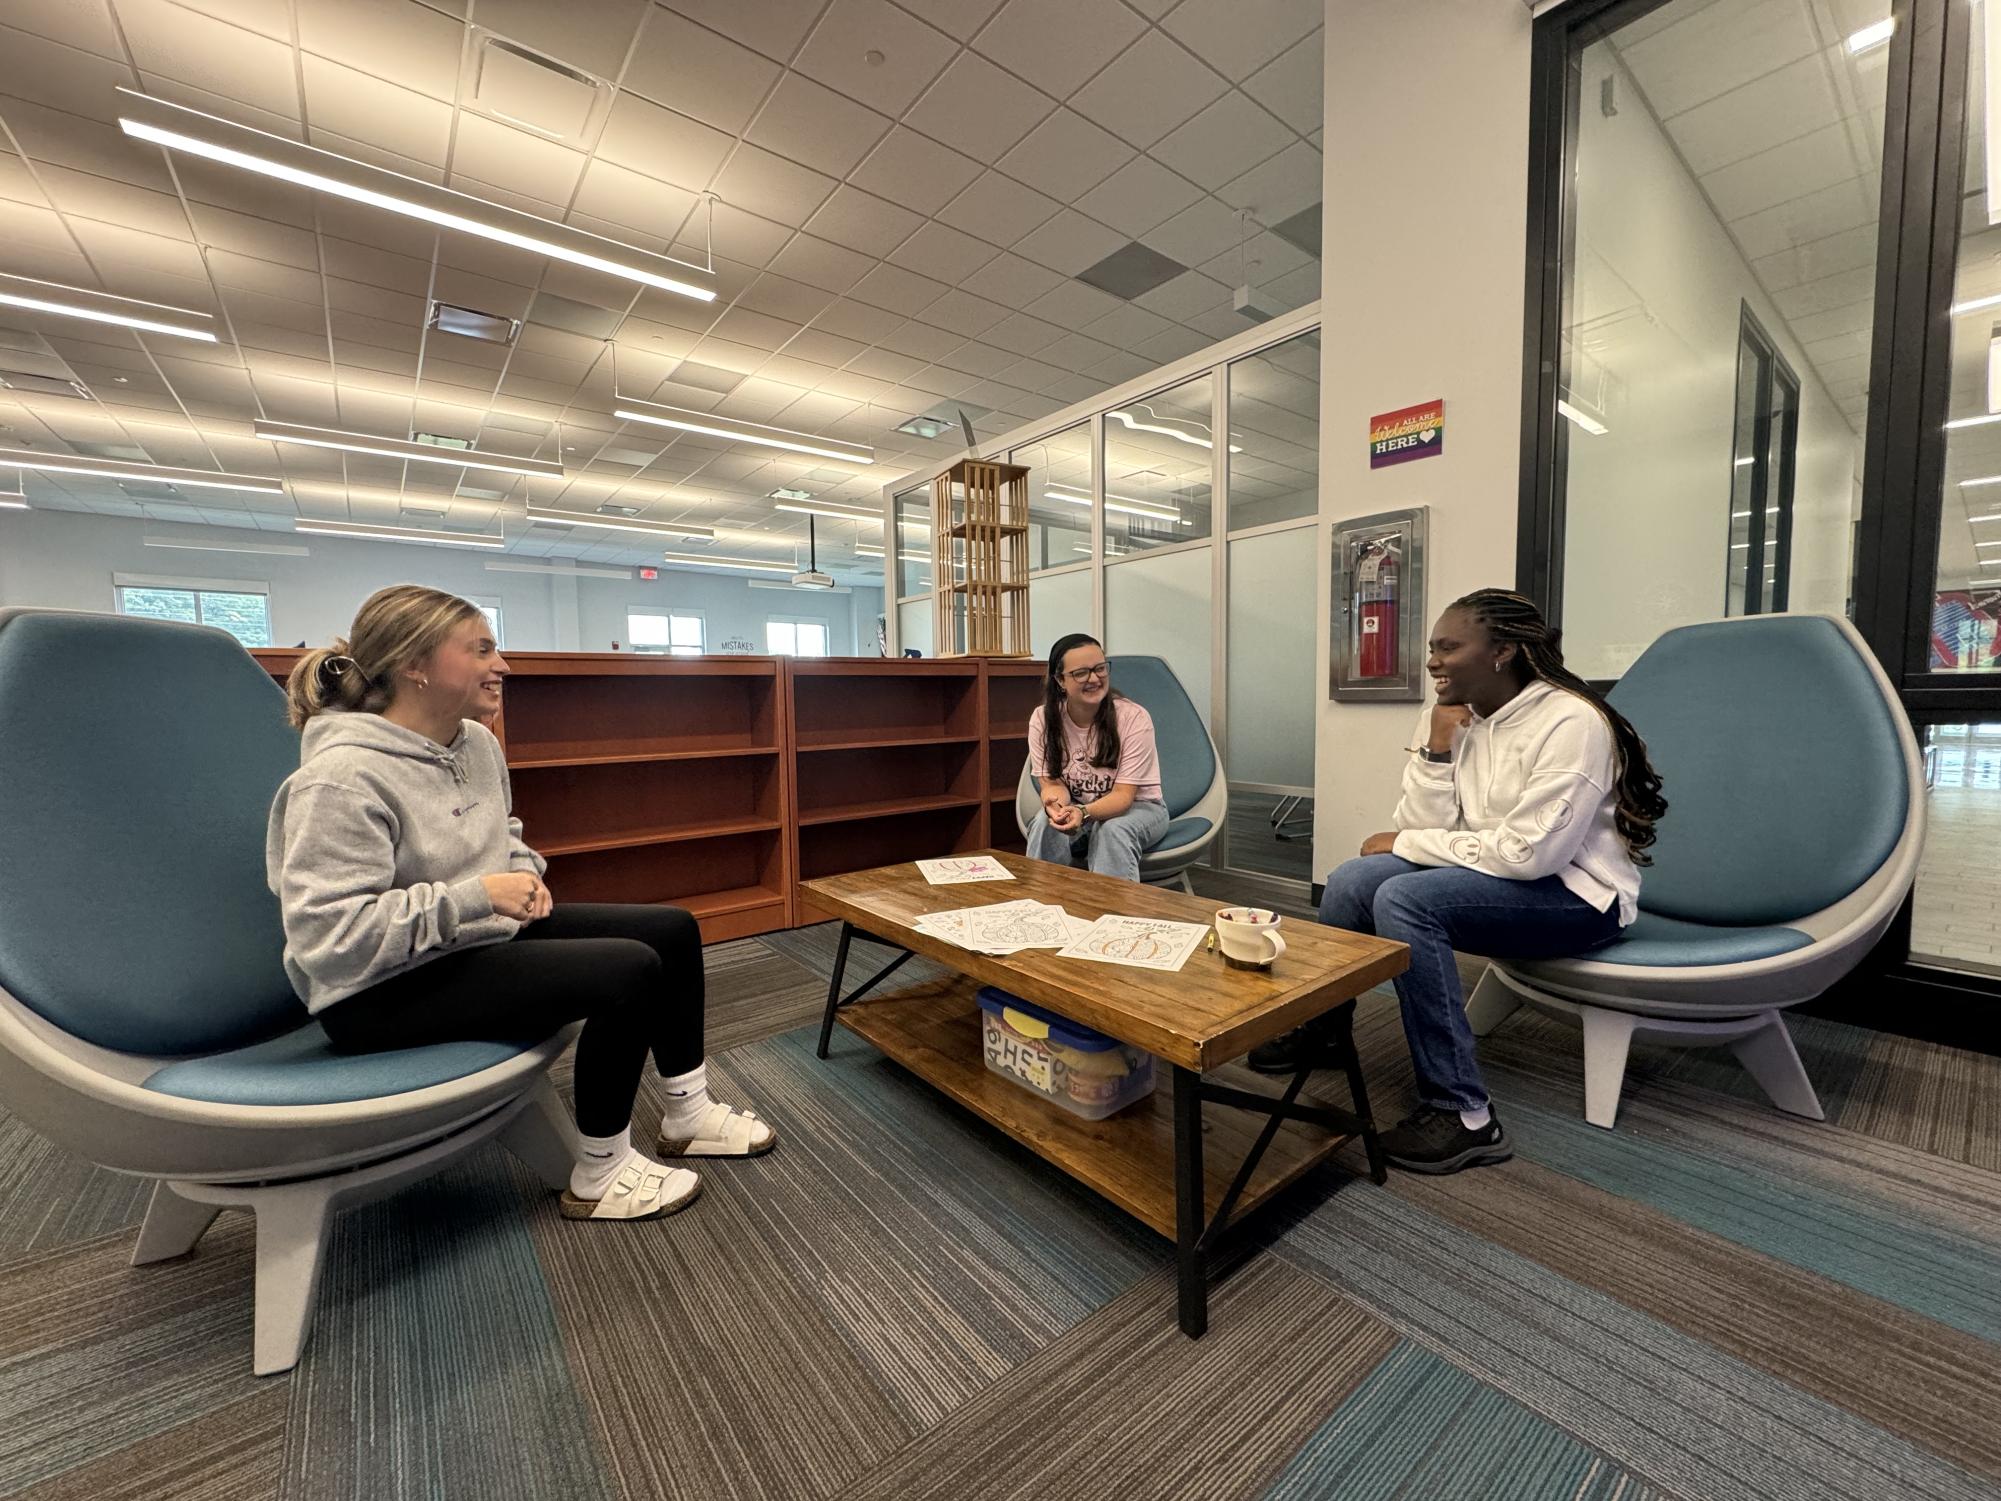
top-left (267, 584), bottom-right (775, 1221)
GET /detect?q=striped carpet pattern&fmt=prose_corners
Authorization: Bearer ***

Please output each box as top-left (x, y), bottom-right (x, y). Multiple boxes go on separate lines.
top-left (1, 927), bottom-right (2000, 1500)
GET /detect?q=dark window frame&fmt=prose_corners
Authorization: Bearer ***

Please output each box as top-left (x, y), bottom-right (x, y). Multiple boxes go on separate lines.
top-left (1726, 303), bottom-right (1799, 617)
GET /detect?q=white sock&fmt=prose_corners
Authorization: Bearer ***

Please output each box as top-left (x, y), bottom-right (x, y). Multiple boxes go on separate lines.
top-left (1459, 1105), bottom-right (1492, 1132)
top-left (659, 1063), bottom-right (713, 1138)
top-left (569, 1126), bottom-right (631, 1199)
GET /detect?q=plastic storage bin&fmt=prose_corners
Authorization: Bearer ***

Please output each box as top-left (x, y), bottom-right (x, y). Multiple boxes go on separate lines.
top-left (975, 987), bottom-right (1156, 1120)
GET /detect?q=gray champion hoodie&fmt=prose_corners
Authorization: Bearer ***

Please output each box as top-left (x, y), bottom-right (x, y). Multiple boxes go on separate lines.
top-left (265, 711), bottom-right (547, 1013)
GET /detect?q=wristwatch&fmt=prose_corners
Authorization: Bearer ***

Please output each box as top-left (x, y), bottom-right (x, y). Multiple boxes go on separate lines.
top-left (1418, 747), bottom-right (1452, 764)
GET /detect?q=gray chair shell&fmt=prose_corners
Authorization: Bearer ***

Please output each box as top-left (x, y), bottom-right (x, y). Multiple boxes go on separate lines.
top-left (1014, 654), bottom-right (1227, 889)
top-left (0, 609), bottom-right (576, 1374)
top-left (1466, 613), bottom-right (1924, 1128)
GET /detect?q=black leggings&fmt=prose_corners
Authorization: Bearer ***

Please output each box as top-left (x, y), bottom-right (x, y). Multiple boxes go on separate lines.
top-left (319, 903), bottom-right (705, 1138)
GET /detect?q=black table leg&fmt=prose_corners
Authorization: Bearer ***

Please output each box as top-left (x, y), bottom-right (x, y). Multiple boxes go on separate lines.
top-left (1327, 1002), bottom-right (1386, 1184)
top-left (1172, 1063), bottom-right (1207, 1338)
top-left (815, 922), bottom-right (855, 1060)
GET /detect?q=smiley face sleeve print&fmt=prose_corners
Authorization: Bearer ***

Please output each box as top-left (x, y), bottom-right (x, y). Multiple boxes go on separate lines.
top-left (1391, 708), bottom-right (1615, 882)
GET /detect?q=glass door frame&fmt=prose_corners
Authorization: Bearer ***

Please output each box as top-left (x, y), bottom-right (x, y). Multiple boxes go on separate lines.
top-left (1518, 0), bottom-right (2001, 1029)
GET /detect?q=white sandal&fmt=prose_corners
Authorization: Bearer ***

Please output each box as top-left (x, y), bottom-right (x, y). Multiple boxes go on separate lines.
top-left (558, 1150), bottom-right (702, 1221)
top-left (656, 1102), bottom-right (778, 1159)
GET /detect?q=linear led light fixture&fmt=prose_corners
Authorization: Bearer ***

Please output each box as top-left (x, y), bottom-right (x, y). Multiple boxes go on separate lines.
top-left (294, 518), bottom-right (505, 548)
top-left (1991, 0), bottom-right (2001, 226)
top-left (1847, 18), bottom-right (1893, 53)
top-left (115, 87), bottom-right (715, 303)
top-left (1945, 412), bottom-right (2001, 431)
top-left (614, 396), bottom-right (875, 465)
top-left (1960, 475), bottom-right (2001, 488)
top-left (0, 444), bottom-right (282, 494)
top-left (522, 503), bottom-right (713, 539)
top-left (1989, 327), bottom-right (2001, 415)
top-left (1106, 407), bottom-right (1242, 453)
top-left (1971, 511), bottom-right (2001, 523)
top-left (1556, 398), bottom-right (1609, 436)
top-left (856, 543), bottom-right (932, 561)
top-left (661, 552), bottom-right (795, 574)
top-left (0, 480), bottom-right (25, 510)
top-left (486, 559), bottom-right (631, 579)
top-left (143, 533), bottom-right (310, 556)
top-left (1953, 292), bottom-right (2001, 315)
top-left (773, 498), bottom-right (881, 522)
top-left (0, 272), bottom-right (217, 343)
top-left (1043, 483), bottom-right (1184, 524)
top-left (253, 420), bottom-right (565, 479)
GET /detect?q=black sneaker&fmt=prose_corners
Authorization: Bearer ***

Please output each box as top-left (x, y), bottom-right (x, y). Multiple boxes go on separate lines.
top-left (1378, 1106), bottom-right (1512, 1175)
top-left (1247, 1017), bottom-right (1339, 1075)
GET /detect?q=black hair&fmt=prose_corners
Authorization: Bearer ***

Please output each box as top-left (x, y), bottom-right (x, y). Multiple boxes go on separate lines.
top-left (1451, 588), bottom-right (1669, 864)
top-left (1041, 632), bottom-right (1122, 778)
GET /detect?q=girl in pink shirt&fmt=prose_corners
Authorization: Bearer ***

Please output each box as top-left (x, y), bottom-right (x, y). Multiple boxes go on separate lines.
top-left (1025, 633), bottom-right (1168, 882)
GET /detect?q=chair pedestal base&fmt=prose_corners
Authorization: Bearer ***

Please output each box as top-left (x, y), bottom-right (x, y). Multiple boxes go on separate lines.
top-left (1469, 966), bottom-right (1824, 1130)
top-left (130, 1075), bottom-right (574, 1375)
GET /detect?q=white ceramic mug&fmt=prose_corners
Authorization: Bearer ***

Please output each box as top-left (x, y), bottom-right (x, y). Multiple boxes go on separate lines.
top-left (1215, 906), bottom-right (1287, 970)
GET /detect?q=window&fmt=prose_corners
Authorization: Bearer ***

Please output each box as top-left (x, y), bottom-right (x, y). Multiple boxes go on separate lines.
top-left (766, 617), bottom-right (830, 656)
top-left (1012, 423), bottom-right (1093, 570)
top-left (1103, 373), bottom-right (1215, 553)
top-left (1726, 308), bottom-right (1799, 618)
top-left (115, 580), bottom-right (272, 647)
top-left (474, 601), bottom-right (505, 647)
top-left (892, 487), bottom-right (930, 599)
top-left (627, 609), bottom-right (705, 655)
top-left (1228, 331), bottom-right (1320, 530)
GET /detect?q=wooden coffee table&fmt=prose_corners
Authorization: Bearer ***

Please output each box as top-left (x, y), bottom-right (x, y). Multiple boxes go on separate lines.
top-left (802, 852), bottom-right (1408, 1337)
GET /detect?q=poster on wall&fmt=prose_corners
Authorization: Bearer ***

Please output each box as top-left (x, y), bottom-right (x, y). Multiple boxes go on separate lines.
top-left (1368, 399), bottom-right (1445, 469)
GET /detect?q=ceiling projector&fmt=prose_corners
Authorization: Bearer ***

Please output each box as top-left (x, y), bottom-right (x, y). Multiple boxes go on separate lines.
top-left (792, 569), bottom-right (836, 590)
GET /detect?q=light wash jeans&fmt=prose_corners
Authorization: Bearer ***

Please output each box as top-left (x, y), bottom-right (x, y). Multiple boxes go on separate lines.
top-left (1319, 854), bottom-right (1620, 1112)
top-left (1027, 799), bottom-right (1171, 883)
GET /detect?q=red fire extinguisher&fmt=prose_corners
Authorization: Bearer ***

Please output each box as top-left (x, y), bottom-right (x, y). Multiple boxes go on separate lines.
top-left (1356, 540), bottom-right (1397, 678)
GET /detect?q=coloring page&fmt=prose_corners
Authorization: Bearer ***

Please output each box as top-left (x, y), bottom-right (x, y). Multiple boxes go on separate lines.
top-left (917, 856), bottom-right (1015, 885)
top-left (964, 902), bottom-right (1071, 951)
top-left (1057, 914), bottom-right (1209, 972)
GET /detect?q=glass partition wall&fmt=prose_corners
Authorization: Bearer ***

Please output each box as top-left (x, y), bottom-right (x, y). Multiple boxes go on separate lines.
top-left (884, 307), bottom-right (1321, 892)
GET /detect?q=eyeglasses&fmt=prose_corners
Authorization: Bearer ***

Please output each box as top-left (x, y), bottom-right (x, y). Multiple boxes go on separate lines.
top-left (1062, 663), bottom-right (1110, 683)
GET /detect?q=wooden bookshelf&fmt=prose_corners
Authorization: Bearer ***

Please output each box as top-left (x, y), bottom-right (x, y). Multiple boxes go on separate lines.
top-left (982, 660), bottom-right (1041, 854)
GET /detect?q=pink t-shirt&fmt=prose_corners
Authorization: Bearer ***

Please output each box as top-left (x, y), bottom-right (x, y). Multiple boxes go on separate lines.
top-left (1028, 698), bottom-right (1163, 806)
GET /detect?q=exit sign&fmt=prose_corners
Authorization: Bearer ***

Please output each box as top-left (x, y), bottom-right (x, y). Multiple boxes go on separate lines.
top-left (638, 566), bottom-right (658, 580)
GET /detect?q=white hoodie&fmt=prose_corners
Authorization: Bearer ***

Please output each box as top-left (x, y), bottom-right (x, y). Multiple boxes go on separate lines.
top-left (1390, 680), bottom-right (1640, 925)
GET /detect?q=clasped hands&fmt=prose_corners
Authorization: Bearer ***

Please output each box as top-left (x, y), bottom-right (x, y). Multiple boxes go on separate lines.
top-left (1042, 792), bottom-right (1086, 833)
top-left (481, 871), bottom-right (553, 922)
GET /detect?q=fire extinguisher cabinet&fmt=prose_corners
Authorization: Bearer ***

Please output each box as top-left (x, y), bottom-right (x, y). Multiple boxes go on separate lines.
top-left (1331, 506), bottom-right (1428, 701)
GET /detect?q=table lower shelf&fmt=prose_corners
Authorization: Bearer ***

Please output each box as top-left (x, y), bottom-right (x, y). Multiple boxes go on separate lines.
top-left (835, 976), bottom-right (1351, 1239)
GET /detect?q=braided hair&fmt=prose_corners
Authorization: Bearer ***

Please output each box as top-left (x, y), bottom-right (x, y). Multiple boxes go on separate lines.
top-left (1452, 588), bottom-right (1668, 864)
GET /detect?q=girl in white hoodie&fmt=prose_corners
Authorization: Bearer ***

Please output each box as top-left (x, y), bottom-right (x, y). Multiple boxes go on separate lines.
top-left (268, 585), bottom-right (775, 1222)
top-left (1253, 588), bottom-right (1667, 1175)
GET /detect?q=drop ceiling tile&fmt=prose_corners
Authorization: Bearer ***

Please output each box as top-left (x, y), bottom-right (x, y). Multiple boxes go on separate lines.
top-left (1152, 93), bottom-right (1294, 191)
top-left (2, 2), bottom-right (120, 55)
top-left (935, 170), bottom-right (1063, 248)
top-left (920, 288), bottom-right (1012, 337)
top-left (1036, 329), bottom-right (1119, 372)
top-left (983, 312), bottom-right (1064, 355)
top-left (1617, 0), bottom-right (1820, 120)
top-left (695, 201), bottom-right (795, 267)
top-left (1133, 269), bottom-right (1230, 321)
top-left (960, 252), bottom-right (1065, 309)
top-left (35, 164), bottom-right (189, 243)
top-left (877, 319), bottom-right (966, 362)
top-left (997, 109), bottom-right (1134, 202)
top-left (906, 52), bottom-right (1056, 162)
top-left (1082, 302), bottom-right (1173, 349)
top-left (889, 222), bottom-right (1001, 284)
top-left (803, 184), bottom-right (922, 260)
top-left (0, 23), bottom-right (137, 116)
top-left (1198, 229), bottom-right (1311, 285)
top-left (623, 9), bottom-right (782, 134)
top-left (894, 0), bottom-right (1008, 40)
top-left (1078, 156), bottom-right (1205, 239)
top-left (849, 347), bottom-right (924, 382)
top-left (451, 115), bottom-right (588, 204)
top-left (571, 158), bottom-right (703, 242)
top-left (1667, 46), bottom-right (1848, 177)
top-left (473, 0), bottom-right (649, 79)
top-left (300, 127), bottom-right (445, 185)
top-left (785, 327), bottom-right (868, 366)
top-left (653, 0), bottom-right (823, 63)
top-left (2, 100), bottom-right (177, 199)
top-left (1068, 30), bottom-right (1227, 151)
top-left (710, 143), bottom-right (839, 227)
top-left (1730, 174), bottom-right (1877, 262)
top-left (301, 53), bottom-right (453, 167)
top-left (739, 273), bottom-right (838, 326)
top-left (849, 127), bottom-right (984, 217)
top-left (849, 262), bottom-right (952, 315)
top-left (1162, 0), bottom-right (1321, 83)
top-left (745, 73), bottom-right (894, 178)
top-left (813, 298), bottom-right (906, 343)
top-left (974, 0), bottom-right (1145, 99)
top-left (1141, 194), bottom-right (1248, 269)
top-left (1216, 140), bottom-right (1323, 224)
top-left (128, 0), bottom-right (305, 117)
top-left (794, 0), bottom-right (958, 114)
top-left (769, 233), bottom-right (879, 293)
top-left (297, 0), bottom-right (463, 100)
top-left (1703, 119), bottom-right (1858, 221)
top-left (596, 94), bottom-right (735, 188)
top-left (1242, 28), bottom-right (1323, 135)
top-left (1011, 208), bottom-right (1127, 277)
top-left (1185, 303), bottom-right (1253, 340)
top-left (1267, 261), bottom-right (1320, 303)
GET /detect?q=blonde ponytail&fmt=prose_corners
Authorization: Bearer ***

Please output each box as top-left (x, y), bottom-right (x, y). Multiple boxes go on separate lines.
top-left (284, 586), bottom-right (482, 730)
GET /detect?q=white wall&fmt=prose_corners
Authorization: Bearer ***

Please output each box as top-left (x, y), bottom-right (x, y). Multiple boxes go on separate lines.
top-left (1228, 526), bottom-right (1317, 789)
top-left (1314, 0), bottom-right (1534, 880)
top-left (0, 509), bottom-right (883, 656)
top-left (1560, 46), bottom-right (1858, 679)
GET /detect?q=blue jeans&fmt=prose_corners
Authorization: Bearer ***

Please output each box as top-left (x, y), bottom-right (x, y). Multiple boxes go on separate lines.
top-left (1319, 855), bottom-right (1621, 1113)
top-left (1027, 799), bottom-right (1171, 883)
